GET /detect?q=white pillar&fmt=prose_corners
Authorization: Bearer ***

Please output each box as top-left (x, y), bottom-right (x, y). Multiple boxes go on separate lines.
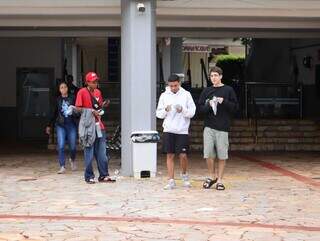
top-left (121, 0), bottom-right (157, 176)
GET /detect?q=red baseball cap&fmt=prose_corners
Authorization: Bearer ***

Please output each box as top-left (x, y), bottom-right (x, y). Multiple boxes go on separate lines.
top-left (85, 72), bottom-right (99, 82)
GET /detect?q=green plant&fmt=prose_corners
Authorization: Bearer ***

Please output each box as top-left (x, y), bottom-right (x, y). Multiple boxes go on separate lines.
top-left (215, 54), bottom-right (245, 85)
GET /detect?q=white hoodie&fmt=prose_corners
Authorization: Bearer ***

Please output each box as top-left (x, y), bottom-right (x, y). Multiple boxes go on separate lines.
top-left (156, 87), bottom-right (196, 134)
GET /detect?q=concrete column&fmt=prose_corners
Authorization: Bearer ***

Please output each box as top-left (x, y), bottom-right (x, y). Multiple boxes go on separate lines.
top-left (121, 0), bottom-right (157, 176)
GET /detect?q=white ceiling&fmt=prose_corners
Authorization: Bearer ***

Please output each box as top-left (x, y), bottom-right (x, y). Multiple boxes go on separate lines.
top-left (0, 0), bottom-right (119, 7)
top-left (1, 0), bottom-right (320, 9)
top-left (157, 0), bottom-right (320, 9)
top-left (0, 0), bottom-right (320, 34)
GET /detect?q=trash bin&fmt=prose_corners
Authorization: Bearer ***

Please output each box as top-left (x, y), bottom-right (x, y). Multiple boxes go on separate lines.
top-left (131, 131), bottom-right (160, 178)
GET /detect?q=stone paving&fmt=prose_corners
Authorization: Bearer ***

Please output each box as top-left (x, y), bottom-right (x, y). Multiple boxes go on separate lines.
top-left (0, 149), bottom-right (319, 240)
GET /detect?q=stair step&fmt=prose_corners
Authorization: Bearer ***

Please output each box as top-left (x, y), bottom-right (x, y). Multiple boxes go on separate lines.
top-left (48, 119), bottom-right (320, 151)
top-left (230, 143), bottom-right (320, 151)
top-left (181, 137), bottom-right (320, 145)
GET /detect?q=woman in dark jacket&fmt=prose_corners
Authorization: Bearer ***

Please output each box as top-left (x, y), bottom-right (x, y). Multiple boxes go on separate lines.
top-left (46, 81), bottom-right (78, 174)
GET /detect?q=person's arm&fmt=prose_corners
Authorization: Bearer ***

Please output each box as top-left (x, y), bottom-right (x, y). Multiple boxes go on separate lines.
top-left (198, 89), bottom-right (211, 114)
top-left (102, 99), bottom-right (110, 108)
top-left (69, 95), bottom-right (81, 117)
top-left (156, 94), bottom-right (168, 119)
top-left (75, 89), bottom-right (84, 112)
top-left (97, 90), bottom-right (104, 107)
top-left (182, 92), bottom-right (196, 118)
top-left (222, 88), bottom-right (239, 114)
top-left (96, 90), bottom-right (105, 117)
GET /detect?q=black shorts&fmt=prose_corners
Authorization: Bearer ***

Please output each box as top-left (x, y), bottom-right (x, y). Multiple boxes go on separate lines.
top-left (162, 132), bottom-right (189, 154)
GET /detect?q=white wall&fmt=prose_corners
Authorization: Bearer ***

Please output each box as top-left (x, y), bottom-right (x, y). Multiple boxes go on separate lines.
top-left (229, 46), bottom-right (245, 56)
top-left (0, 38), bottom-right (63, 107)
top-left (183, 52), bottom-right (208, 88)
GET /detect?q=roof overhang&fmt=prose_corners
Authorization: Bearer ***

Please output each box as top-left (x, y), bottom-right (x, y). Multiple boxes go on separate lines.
top-left (0, 0), bottom-right (320, 38)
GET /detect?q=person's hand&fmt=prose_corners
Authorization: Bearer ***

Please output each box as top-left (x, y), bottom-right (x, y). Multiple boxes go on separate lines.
top-left (45, 126), bottom-right (51, 135)
top-left (92, 110), bottom-right (100, 117)
top-left (66, 105), bottom-right (74, 116)
top-left (175, 104), bottom-right (183, 113)
top-left (75, 107), bottom-right (82, 113)
top-left (216, 97), bottom-right (224, 104)
top-left (102, 99), bottom-right (110, 108)
top-left (165, 105), bottom-right (172, 112)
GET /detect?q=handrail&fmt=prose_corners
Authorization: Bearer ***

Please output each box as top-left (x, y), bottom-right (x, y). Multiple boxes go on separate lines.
top-left (200, 58), bottom-right (209, 88)
top-left (245, 82), bottom-right (296, 86)
top-left (244, 82), bottom-right (303, 119)
top-left (99, 82), bottom-right (121, 86)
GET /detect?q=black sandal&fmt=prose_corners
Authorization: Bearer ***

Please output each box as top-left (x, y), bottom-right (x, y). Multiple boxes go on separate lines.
top-left (98, 176), bottom-right (116, 183)
top-left (86, 178), bottom-right (95, 184)
top-left (203, 178), bottom-right (218, 189)
top-left (216, 183), bottom-right (225, 191)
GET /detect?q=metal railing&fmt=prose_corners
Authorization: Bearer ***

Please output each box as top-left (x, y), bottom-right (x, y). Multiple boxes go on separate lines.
top-left (99, 81), bottom-right (121, 105)
top-left (200, 58), bottom-right (209, 88)
top-left (244, 82), bottom-right (303, 119)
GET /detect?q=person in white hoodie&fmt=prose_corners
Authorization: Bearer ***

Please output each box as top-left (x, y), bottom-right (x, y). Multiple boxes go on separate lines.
top-left (156, 74), bottom-right (196, 190)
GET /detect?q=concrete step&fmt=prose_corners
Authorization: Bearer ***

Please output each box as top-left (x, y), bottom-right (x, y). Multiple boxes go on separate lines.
top-left (254, 137), bottom-right (320, 144)
top-left (230, 143), bottom-right (320, 151)
top-left (48, 119), bottom-right (320, 151)
top-left (185, 137), bottom-right (320, 145)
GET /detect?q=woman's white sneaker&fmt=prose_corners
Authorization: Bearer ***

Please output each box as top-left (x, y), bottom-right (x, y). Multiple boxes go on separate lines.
top-left (57, 166), bottom-right (66, 174)
top-left (69, 158), bottom-right (77, 171)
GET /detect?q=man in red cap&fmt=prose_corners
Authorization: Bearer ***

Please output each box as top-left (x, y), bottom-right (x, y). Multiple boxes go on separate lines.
top-left (75, 72), bottom-right (114, 184)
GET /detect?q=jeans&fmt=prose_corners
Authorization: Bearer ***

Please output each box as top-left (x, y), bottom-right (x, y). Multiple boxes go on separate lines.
top-left (56, 122), bottom-right (77, 167)
top-left (84, 131), bottom-right (109, 181)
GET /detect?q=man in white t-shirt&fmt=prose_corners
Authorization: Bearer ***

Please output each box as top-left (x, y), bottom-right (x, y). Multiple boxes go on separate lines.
top-left (156, 74), bottom-right (196, 190)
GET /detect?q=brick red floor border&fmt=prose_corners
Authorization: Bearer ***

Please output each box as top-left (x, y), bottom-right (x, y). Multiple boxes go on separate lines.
top-left (0, 214), bottom-right (319, 232)
top-left (235, 154), bottom-right (320, 189)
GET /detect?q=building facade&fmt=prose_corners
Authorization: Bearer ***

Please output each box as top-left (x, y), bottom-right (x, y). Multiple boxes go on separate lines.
top-left (1, 0), bottom-right (320, 175)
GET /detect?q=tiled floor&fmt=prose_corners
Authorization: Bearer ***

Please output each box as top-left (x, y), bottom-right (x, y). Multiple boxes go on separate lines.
top-left (0, 149), bottom-right (319, 240)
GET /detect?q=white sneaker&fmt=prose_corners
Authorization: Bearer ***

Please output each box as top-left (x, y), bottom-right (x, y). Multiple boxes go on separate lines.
top-left (164, 179), bottom-right (176, 190)
top-left (57, 166), bottom-right (66, 174)
top-left (69, 158), bottom-right (77, 171)
top-left (181, 173), bottom-right (191, 188)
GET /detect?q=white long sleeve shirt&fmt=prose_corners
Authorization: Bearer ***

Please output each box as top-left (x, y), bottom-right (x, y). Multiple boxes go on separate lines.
top-left (156, 87), bottom-right (196, 134)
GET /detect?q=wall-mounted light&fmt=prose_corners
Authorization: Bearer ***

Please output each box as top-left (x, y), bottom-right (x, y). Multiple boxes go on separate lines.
top-left (303, 56), bottom-right (313, 69)
top-left (137, 3), bottom-right (145, 12)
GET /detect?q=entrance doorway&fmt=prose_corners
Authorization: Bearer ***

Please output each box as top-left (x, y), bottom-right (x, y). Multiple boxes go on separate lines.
top-left (17, 68), bottom-right (54, 141)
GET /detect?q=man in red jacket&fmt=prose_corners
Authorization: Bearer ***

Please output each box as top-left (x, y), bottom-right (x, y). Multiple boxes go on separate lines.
top-left (75, 72), bottom-right (114, 184)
